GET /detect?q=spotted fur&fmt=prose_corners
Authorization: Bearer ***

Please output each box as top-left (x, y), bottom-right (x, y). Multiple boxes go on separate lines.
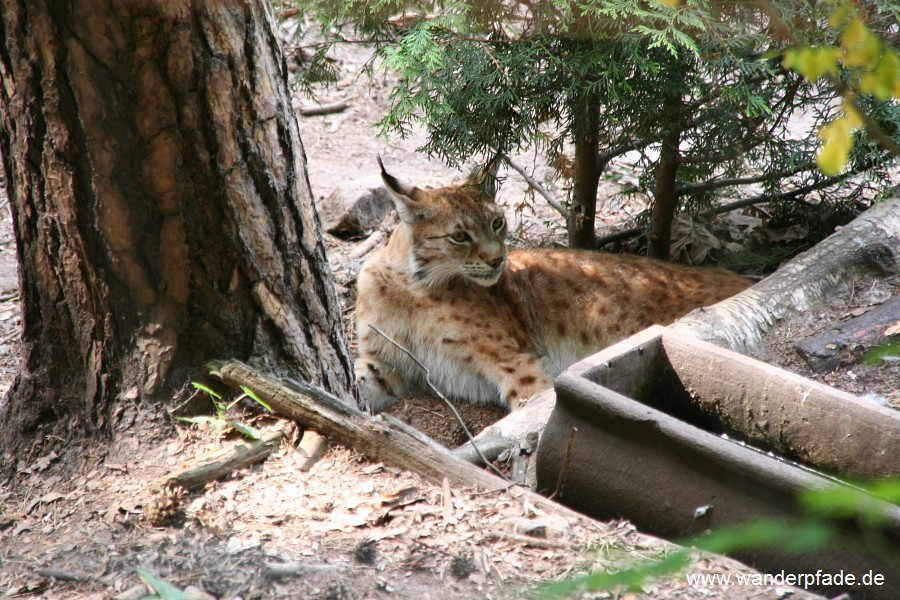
top-left (355, 162), bottom-right (751, 411)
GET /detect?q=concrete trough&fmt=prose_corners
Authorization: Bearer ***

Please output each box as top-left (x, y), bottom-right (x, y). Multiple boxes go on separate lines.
top-left (536, 326), bottom-right (900, 599)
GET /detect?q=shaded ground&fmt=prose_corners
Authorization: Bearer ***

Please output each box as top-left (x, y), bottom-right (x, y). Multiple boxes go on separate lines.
top-left (749, 274), bottom-right (900, 408)
top-left (0, 19), bottom-right (897, 600)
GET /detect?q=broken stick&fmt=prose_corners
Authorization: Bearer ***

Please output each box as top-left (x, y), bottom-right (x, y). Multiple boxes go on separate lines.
top-left (162, 428), bottom-right (283, 490)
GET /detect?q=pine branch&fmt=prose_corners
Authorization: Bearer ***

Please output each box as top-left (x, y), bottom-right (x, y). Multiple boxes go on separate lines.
top-left (597, 137), bottom-right (648, 164)
top-left (595, 165), bottom-right (880, 249)
top-left (675, 163), bottom-right (817, 197)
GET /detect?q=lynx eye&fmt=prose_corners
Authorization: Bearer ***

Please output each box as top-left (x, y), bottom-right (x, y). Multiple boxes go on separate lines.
top-left (491, 216), bottom-right (506, 232)
top-left (449, 231), bottom-right (472, 244)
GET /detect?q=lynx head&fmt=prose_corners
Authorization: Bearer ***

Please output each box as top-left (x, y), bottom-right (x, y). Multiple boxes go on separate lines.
top-left (379, 157), bottom-right (507, 288)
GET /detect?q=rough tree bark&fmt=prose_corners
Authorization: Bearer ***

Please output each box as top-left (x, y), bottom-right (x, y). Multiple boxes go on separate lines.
top-left (648, 126), bottom-right (681, 259)
top-left (567, 90), bottom-right (601, 249)
top-left (0, 0), bottom-right (354, 450)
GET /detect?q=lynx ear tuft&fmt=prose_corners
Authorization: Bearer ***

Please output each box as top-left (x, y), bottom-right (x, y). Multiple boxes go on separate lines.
top-left (377, 155), bottom-right (426, 223)
top-left (467, 159), bottom-right (500, 202)
top-left (378, 155), bottom-right (420, 200)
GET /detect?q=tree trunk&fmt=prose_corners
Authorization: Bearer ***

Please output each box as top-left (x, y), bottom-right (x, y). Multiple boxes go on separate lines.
top-left (648, 126), bottom-right (681, 259)
top-left (567, 104), bottom-right (600, 249)
top-left (0, 0), bottom-right (354, 450)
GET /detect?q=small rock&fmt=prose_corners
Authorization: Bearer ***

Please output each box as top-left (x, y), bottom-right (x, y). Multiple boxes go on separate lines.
top-left (183, 585), bottom-right (217, 600)
top-left (318, 176), bottom-right (393, 238)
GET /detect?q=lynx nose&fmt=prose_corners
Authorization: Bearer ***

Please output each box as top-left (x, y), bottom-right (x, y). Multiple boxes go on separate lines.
top-left (486, 256), bottom-right (504, 270)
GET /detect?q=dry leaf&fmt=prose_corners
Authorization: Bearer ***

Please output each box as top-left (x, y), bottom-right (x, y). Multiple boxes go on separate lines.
top-left (313, 511), bottom-right (370, 532)
top-left (40, 492), bottom-right (65, 504)
top-left (441, 478), bottom-right (457, 525)
top-left (884, 322), bottom-right (900, 337)
top-left (381, 487), bottom-right (423, 508)
top-left (31, 452), bottom-right (59, 473)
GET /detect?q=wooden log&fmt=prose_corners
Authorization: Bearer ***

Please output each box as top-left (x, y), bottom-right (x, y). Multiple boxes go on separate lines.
top-left (671, 195), bottom-right (900, 352)
top-left (163, 428), bottom-right (283, 490)
top-left (208, 360), bottom-right (508, 491)
top-left (796, 295), bottom-right (900, 372)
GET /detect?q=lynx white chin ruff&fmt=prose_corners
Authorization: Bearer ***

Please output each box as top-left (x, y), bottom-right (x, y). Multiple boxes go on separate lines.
top-left (355, 160), bottom-right (751, 412)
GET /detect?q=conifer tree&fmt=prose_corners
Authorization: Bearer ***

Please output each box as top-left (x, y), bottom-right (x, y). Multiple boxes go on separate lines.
top-left (289, 0), bottom-right (899, 256)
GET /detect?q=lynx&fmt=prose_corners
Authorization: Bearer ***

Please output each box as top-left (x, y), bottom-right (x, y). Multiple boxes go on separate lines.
top-left (355, 160), bottom-right (751, 411)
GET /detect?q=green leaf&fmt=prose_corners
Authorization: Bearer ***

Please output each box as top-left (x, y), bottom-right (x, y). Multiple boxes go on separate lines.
top-left (694, 520), bottom-right (832, 555)
top-left (240, 386), bottom-right (273, 413)
top-left (229, 420), bottom-right (263, 440)
top-left (191, 381), bottom-right (222, 401)
top-left (135, 568), bottom-right (187, 600)
top-left (783, 46), bottom-right (839, 82)
top-left (175, 415), bottom-right (227, 429)
top-left (799, 481), bottom-right (900, 524)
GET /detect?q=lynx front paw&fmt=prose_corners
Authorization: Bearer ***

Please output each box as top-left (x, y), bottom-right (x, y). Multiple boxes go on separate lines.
top-left (355, 359), bottom-right (401, 413)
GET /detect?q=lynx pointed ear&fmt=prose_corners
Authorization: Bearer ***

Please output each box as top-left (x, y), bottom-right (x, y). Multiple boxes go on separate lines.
top-left (467, 158), bottom-right (500, 202)
top-left (378, 155), bottom-right (426, 223)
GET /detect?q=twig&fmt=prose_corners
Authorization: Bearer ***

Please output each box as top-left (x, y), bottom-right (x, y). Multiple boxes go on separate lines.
top-left (505, 158), bottom-right (569, 219)
top-left (594, 224), bottom-right (646, 248)
top-left (298, 99), bottom-right (350, 117)
top-left (264, 561), bottom-right (338, 579)
top-left (675, 163), bottom-right (816, 197)
top-left (367, 324), bottom-right (511, 482)
top-left (162, 428), bottom-right (284, 490)
top-left (594, 165), bottom-right (883, 248)
top-left (483, 531), bottom-right (569, 549)
top-left (348, 230), bottom-right (386, 260)
top-left (0, 329), bottom-right (19, 345)
top-left (551, 426), bottom-right (577, 501)
top-left (34, 568), bottom-right (93, 582)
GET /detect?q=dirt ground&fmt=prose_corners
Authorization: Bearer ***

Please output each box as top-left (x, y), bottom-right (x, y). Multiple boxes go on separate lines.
top-left (1, 18), bottom-right (898, 600)
top-left (749, 274), bottom-right (900, 407)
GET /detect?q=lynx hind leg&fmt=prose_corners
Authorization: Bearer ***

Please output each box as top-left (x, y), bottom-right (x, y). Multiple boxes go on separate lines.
top-left (355, 356), bottom-right (410, 413)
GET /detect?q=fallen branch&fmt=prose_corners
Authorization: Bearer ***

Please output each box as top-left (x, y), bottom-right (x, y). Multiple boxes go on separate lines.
top-left (208, 360), bottom-right (508, 490)
top-left (264, 561), bottom-right (339, 579)
top-left (206, 360), bottom-right (615, 528)
top-left (162, 428), bottom-right (283, 490)
top-left (348, 230), bottom-right (386, 260)
top-left (34, 569), bottom-right (93, 583)
top-left (297, 99), bottom-right (350, 117)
